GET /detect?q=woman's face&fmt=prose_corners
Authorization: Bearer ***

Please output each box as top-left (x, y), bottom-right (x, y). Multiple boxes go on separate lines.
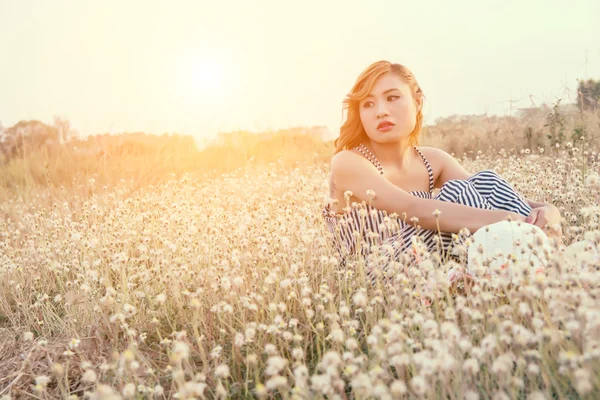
top-left (359, 72), bottom-right (420, 144)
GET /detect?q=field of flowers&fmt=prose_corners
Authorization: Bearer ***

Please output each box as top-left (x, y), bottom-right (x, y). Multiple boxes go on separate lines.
top-left (0, 142), bottom-right (599, 399)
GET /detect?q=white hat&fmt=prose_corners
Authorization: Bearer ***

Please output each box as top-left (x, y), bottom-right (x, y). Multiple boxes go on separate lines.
top-left (466, 220), bottom-right (552, 278)
top-left (557, 239), bottom-right (599, 268)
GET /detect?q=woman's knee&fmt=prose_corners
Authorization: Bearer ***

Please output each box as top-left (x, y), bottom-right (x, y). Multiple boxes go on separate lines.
top-left (435, 180), bottom-right (470, 202)
top-left (467, 169), bottom-right (506, 185)
top-left (469, 169), bottom-right (500, 179)
top-left (440, 179), bottom-right (471, 191)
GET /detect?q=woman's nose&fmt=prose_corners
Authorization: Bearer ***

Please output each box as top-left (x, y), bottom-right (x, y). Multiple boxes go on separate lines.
top-left (376, 103), bottom-right (389, 118)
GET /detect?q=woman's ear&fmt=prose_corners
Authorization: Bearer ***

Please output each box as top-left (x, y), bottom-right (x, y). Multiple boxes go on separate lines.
top-left (416, 98), bottom-right (423, 112)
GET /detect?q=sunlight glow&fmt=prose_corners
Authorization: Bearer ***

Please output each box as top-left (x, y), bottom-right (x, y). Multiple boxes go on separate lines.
top-left (189, 58), bottom-right (224, 94)
top-left (174, 52), bottom-right (231, 110)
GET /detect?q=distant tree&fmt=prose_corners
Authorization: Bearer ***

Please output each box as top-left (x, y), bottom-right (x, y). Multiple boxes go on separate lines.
top-left (576, 78), bottom-right (600, 112)
top-left (53, 116), bottom-right (74, 143)
top-left (3, 120), bottom-right (59, 159)
top-left (545, 100), bottom-right (566, 147)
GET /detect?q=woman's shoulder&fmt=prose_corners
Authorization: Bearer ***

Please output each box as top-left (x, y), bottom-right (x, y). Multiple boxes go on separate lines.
top-left (415, 145), bottom-right (450, 159)
top-left (330, 148), bottom-right (368, 169)
top-left (415, 146), bottom-right (458, 167)
top-left (414, 146), bottom-right (444, 167)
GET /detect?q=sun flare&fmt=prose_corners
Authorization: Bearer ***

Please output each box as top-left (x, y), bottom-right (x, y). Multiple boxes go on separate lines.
top-left (175, 53), bottom-right (230, 106)
top-left (189, 58), bottom-right (223, 94)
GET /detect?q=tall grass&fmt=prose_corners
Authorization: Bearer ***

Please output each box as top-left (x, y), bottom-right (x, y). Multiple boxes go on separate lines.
top-left (0, 107), bottom-right (599, 398)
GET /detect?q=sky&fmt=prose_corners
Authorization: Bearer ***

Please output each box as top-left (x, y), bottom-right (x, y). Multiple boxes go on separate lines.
top-left (0, 0), bottom-right (599, 143)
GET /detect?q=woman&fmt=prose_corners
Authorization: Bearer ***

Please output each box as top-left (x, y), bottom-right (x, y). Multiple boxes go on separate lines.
top-left (323, 60), bottom-right (562, 284)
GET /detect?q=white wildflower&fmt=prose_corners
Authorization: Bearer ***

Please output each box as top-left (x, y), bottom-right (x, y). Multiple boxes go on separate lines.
top-left (463, 358), bottom-right (480, 375)
top-left (574, 368), bottom-right (592, 395)
top-left (585, 172), bottom-right (599, 187)
top-left (215, 364), bottom-right (230, 379)
top-left (410, 375), bottom-right (427, 395)
top-left (465, 390), bottom-right (480, 400)
top-left (122, 383), bottom-right (136, 398)
top-left (265, 356), bottom-right (288, 376)
top-left (156, 293), bottom-right (167, 304)
top-left (527, 391), bottom-right (546, 400)
top-left (266, 375), bottom-right (288, 391)
top-left (35, 376), bottom-right (51, 387)
top-left (82, 369), bottom-right (97, 382)
top-left (352, 290), bottom-right (367, 308)
top-left (390, 380), bottom-right (407, 396)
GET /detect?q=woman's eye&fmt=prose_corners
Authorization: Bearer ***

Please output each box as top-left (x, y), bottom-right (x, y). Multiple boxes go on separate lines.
top-left (362, 96), bottom-right (398, 108)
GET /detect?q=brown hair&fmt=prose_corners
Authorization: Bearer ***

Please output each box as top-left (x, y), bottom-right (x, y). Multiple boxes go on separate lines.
top-left (334, 61), bottom-right (425, 154)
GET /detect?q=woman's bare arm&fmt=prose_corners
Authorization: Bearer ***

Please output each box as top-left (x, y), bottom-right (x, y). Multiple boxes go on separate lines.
top-left (524, 198), bottom-right (548, 209)
top-left (331, 150), bottom-right (526, 234)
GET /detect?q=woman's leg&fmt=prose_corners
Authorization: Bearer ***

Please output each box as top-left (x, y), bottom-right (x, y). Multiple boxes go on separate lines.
top-left (369, 172), bottom-right (531, 284)
top-left (369, 179), bottom-right (498, 283)
top-left (432, 179), bottom-right (496, 252)
top-left (465, 169), bottom-right (532, 216)
top-left (434, 179), bottom-right (496, 209)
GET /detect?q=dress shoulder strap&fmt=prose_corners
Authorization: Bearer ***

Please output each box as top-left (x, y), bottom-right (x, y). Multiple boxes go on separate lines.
top-left (353, 144), bottom-right (384, 175)
top-left (353, 144), bottom-right (434, 192)
top-left (413, 146), bottom-right (435, 192)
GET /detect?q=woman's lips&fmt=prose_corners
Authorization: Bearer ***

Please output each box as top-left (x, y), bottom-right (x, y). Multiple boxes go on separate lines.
top-left (377, 123), bottom-right (395, 132)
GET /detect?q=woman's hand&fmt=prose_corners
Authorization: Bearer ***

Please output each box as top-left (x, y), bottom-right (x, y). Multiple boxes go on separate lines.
top-left (526, 203), bottom-right (563, 240)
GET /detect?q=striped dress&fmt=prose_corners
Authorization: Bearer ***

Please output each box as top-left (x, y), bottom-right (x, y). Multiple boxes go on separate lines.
top-left (322, 143), bottom-right (532, 283)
